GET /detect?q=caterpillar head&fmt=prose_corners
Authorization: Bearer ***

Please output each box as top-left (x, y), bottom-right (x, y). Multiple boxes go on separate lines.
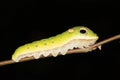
top-left (67, 26), bottom-right (99, 40)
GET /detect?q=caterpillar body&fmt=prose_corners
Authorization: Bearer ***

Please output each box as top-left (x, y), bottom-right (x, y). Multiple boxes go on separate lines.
top-left (12, 26), bottom-right (99, 62)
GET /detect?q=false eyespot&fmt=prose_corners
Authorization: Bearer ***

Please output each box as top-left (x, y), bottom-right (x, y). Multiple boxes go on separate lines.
top-left (12, 26), bottom-right (99, 62)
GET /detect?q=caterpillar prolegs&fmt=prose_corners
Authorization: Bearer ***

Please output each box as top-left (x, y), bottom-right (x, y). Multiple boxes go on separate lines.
top-left (12, 26), bottom-right (99, 62)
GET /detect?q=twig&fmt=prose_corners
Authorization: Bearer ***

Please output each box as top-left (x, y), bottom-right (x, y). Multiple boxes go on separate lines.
top-left (0, 34), bottom-right (120, 66)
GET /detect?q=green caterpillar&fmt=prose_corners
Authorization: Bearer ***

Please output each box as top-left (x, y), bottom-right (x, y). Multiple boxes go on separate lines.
top-left (12, 26), bottom-right (99, 62)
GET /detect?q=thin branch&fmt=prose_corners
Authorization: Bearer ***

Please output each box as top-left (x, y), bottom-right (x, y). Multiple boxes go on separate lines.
top-left (0, 34), bottom-right (120, 66)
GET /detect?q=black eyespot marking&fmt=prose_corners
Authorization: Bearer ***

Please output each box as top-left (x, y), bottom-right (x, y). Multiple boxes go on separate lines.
top-left (80, 29), bottom-right (86, 34)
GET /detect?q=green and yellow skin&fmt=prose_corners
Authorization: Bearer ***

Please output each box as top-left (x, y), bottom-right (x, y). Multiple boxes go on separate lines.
top-left (12, 26), bottom-right (99, 62)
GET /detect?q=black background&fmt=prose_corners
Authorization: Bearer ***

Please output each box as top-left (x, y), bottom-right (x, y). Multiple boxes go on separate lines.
top-left (0, 0), bottom-right (119, 80)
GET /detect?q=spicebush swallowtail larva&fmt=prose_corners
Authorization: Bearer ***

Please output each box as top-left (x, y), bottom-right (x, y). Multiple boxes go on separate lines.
top-left (12, 26), bottom-right (99, 62)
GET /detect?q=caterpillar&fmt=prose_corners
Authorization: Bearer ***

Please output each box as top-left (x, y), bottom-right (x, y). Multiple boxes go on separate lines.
top-left (12, 26), bottom-right (99, 62)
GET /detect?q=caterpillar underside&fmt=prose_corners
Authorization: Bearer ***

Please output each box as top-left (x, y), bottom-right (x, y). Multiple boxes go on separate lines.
top-left (15, 39), bottom-right (96, 62)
